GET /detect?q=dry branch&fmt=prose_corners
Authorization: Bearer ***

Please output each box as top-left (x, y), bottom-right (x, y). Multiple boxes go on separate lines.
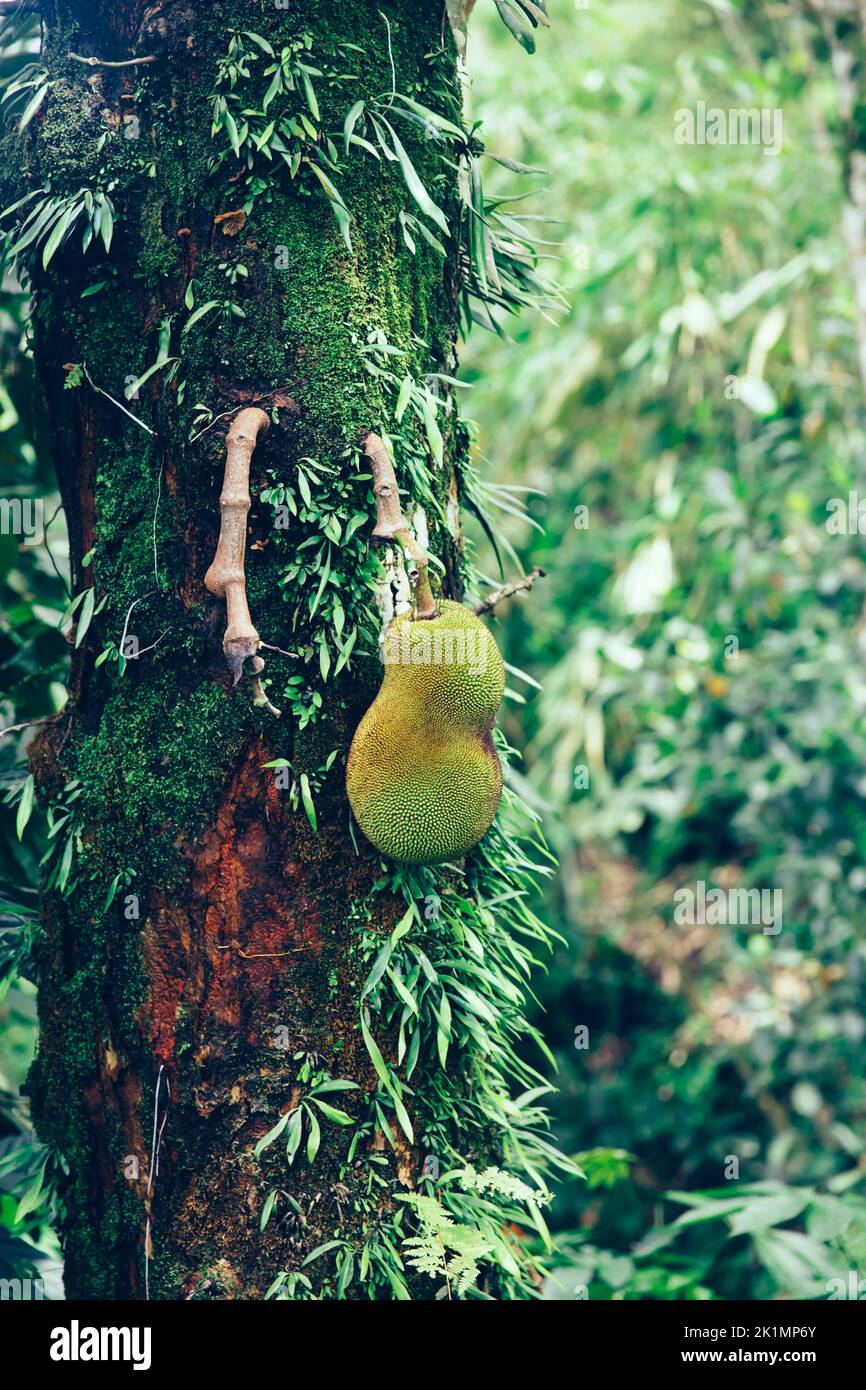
top-left (68, 52), bottom-right (157, 68)
top-left (205, 407), bottom-right (270, 686)
top-left (363, 431), bottom-right (439, 621)
top-left (472, 566), bottom-right (546, 616)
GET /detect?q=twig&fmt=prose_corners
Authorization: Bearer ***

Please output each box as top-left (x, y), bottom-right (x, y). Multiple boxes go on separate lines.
top-left (145, 1063), bottom-right (170, 1303)
top-left (135, 629), bottom-right (170, 658)
top-left (118, 590), bottom-right (156, 659)
top-left (472, 566), bottom-right (546, 617)
top-left (0, 1), bottom-right (39, 16)
top-left (43, 500), bottom-right (71, 599)
top-left (68, 52), bottom-right (156, 69)
top-left (215, 943), bottom-right (310, 959)
top-left (259, 640), bottom-right (299, 660)
top-left (189, 406), bottom-right (241, 446)
top-left (0, 714), bottom-right (54, 740)
top-left (152, 461), bottom-right (162, 581)
top-left (82, 362), bottom-right (156, 437)
top-left (363, 431), bottom-right (438, 621)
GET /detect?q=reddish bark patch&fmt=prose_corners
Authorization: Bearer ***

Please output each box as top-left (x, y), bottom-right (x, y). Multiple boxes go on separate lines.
top-left (140, 739), bottom-right (321, 1068)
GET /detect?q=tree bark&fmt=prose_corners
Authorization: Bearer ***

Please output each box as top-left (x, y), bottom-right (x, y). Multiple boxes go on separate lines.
top-left (17, 0), bottom-right (482, 1300)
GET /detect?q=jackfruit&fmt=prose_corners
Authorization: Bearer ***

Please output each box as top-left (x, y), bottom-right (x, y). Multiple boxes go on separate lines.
top-left (346, 601), bottom-right (505, 864)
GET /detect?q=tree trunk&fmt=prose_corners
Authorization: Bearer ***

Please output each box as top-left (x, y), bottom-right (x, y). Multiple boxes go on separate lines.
top-left (10, 0), bottom-right (544, 1301)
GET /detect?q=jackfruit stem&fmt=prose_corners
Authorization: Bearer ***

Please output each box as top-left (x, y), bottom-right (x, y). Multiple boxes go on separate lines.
top-left (205, 407), bottom-right (276, 694)
top-left (363, 431), bottom-right (439, 621)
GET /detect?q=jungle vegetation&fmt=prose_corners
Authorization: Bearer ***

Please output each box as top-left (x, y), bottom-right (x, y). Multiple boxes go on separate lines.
top-left (1, 0), bottom-right (865, 1302)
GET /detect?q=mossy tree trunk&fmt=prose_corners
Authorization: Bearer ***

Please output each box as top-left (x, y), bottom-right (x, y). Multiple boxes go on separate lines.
top-left (19, 0), bottom-right (482, 1300)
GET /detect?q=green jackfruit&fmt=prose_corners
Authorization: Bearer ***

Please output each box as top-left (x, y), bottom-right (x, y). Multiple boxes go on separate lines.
top-left (346, 601), bottom-right (505, 864)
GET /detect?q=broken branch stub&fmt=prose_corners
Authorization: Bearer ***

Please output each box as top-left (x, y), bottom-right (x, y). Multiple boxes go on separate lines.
top-left (472, 566), bottom-right (546, 616)
top-left (363, 431), bottom-right (439, 621)
top-left (205, 407), bottom-right (270, 684)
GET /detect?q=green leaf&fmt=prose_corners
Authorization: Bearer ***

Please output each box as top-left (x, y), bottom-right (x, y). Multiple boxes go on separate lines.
top-left (384, 1266), bottom-right (411, 1300)
top-left (393, 1096), bottom-right (414, 1145)
top-left (392, 93), bottom-right (465, 142)
top-left (243, 31), bottom-right (275, 56)
top-left (99, 196), bottom-right (114, 253)
top-left (305, 161), bottom-right (353, 253)
top-left (224, 105), bottom-right (240, 156)
top-left (127, 354), bottom-right (180, 397)
top-left (390, 905), bottom-right (414, 947)
top-left (728, 1191), bottom-right (811, 1236)
top-left (301, 1239), bottom-right (345, 1268)
top-left (16, 775), bottom-right (35, 842)
top-left (310, 1078), bottom-right (358, 1094)
top-left (18, 83), bottom-right (49, 130)
top-left (42, 200), bottom-right (77, 268)
top-left (309, 543), bottom-right (331, 618)
top-left (285, 1107), bottom-right (304, 1164)
top-left (360, 1009), bottom-right (391, 1091)
top-left (74, 587), bottom-right (96, 648)
top-left (55, 831), bottom-right (75, 894)
top-left (380, 118), bottom-right (450, 237)
top-left (361, 943), bottom-right (392, 1001)
top-left (260, 1189), bottom-right (277, 1231)
top-left (420, 390), bottom-right (444, 466)
top-left (318, 635), bottom-right (331, 682)
top-left (494, 0), bottom-right (537, 52)
top-left (344, 99), bottom-right (365, 155)
top-left (254, 119), bottom-right (276, 151)
top-left (306, 1107), bottom-right (321, 1162)
top-left (299, 772), bottom-right (317, 832)
top-left (329, 198), bottom-right (353, 254)
top-left (183, 301), bottom-right (220, 333)
top-left (336, 1251), bottom-right (355, 1297)
top-left (395, 375), bottom-right (413, 421)
top-left (310, 1099), bottom-right (354, 1125)
top-left (300, 67), bottom-right (320, 122)
top-left (297, 466), bottom-right (313, 508)
top-left (14, 1163), bottom-right (46, 1223)
top-left (253, 1110), bottom-right (289, 1158)
top-left (386, 966), bottom-right (418, 1017)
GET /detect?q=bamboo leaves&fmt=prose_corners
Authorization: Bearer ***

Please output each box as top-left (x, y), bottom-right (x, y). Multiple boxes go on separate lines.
top-left (0, 188), bottom-right (118, 278)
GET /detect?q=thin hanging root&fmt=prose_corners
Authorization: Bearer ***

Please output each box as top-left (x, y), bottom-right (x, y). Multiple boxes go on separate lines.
top-left (363, 431), bottom-right (439, 621)
top-left (205, 407), bottom-right (280, 713)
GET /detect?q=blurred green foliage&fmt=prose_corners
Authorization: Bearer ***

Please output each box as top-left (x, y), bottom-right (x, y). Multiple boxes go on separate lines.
top-left (461, 0), bottom-right (866, 1296)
